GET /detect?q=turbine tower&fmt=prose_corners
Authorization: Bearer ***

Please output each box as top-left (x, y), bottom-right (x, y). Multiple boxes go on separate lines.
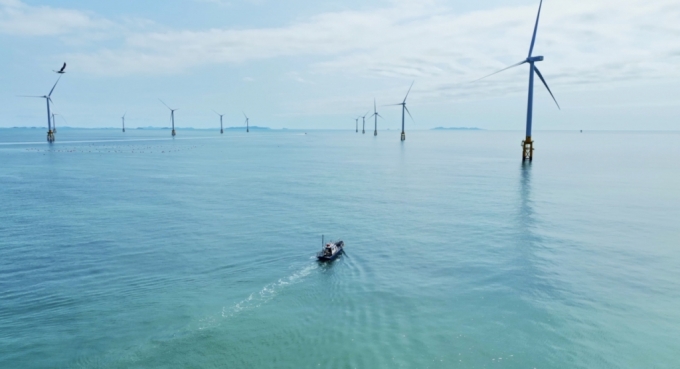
top-left (213, 110), bottom-right (224, 134)
top-left (476, 0), bottom-right (559, 161)
top-left (243, 112), bottom-right (250, 132)
top-left (390, 81), bottom-right (415, 141)
top-left (370, 99), bottom-right (382, 136)
top-left (361, 111), bottom-right (369, 134)
top-left (19, 76), bottom-right (61, 143)
top-left (52, 113), bottom-right (57, 134)
top-left (122, 112), bottom-right (126, 133)
top-left (159, 100), bottom-right (178, 136)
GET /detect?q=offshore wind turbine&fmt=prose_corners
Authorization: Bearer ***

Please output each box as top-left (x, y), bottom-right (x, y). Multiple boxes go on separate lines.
top-left (243, 112), bottom-right (250, 132)
top-left (475, 0), bottom-right (560, 161)
top-left (213, 110), bottom-right (224, 134)
top-left (354, 116), bottom-right (360, 133)
top-left (122, 112), bottom-right (126, 132)
top-left (390, 81), bottom-right (415, 141)
top-left (370, 99), bottom-right (382, 136)
top-left (159, 99), bottom-right (178, 136)
top-left (53, 113), bottom-right (67, 133)
top-left (19, 76), bottom-right (61, 142)
top-left (361, 111), bottom-right (369, 134)
top-left (52, 113), bottom-right (58, 133)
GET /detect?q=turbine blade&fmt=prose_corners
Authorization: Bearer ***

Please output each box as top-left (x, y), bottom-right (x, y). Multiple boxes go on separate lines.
top-left (17, 95), bottom-right (44, 98)
top-left (48, 76), bottom-right (62, 97)
top-left (403, 80), bottom-right (415, 103)
top-left (243, 112), bottom-right (248, 119)
top-left (159, 99), bottom-right (172, 110)
top-left (528, 0), bottom-right (544, 58)
top-left (404, 106), bottom-right (415, 122)
top-left (472, 60), bottom-right (527, 82)
top-left (533, 66), bottom-right (560, 110)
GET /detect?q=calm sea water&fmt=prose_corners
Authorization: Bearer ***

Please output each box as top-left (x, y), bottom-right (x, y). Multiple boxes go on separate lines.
top-left (1, 128), bottom-right (679, 368)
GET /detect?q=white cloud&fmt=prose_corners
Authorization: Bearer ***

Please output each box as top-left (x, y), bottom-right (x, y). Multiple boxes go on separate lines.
top-left (65, 0), bottom-right (680, 91)
top-left (4, 0), bottom-right (680, 105)
top-left (0, 0), bottom-right (111, 36)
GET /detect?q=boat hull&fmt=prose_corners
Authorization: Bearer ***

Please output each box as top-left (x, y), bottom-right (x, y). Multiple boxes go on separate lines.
top-left (317, 248), bottom-right (343, 262)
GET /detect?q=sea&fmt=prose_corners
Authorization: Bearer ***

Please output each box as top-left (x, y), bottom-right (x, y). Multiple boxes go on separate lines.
top-left (1, 128), bottom-right (679, 368)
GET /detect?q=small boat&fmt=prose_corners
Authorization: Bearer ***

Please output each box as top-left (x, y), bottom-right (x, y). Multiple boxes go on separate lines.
top-left (317, 235), bottom-right (344, 261)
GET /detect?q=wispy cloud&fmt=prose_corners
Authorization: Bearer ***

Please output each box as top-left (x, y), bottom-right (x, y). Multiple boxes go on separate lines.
top-left (3, 0), bottom-right (680, 104)
top-left (0, 0), bottom-right (111, 36)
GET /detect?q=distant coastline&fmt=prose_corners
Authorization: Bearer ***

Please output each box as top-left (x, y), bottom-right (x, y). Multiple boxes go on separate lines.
top-left (431, 127), bottom-right (483, 131)
top-left (2, 126), bottom-right (272, 130)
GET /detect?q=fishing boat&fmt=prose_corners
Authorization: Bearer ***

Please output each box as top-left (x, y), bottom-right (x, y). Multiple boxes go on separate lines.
top-left (317, 235), bottom-right (344, 261)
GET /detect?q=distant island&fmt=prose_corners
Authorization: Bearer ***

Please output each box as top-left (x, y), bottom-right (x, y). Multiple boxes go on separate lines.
top-left (432, 127), bottom-right (483, 131)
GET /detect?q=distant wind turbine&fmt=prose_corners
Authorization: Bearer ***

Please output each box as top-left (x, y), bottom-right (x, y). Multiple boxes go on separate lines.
top-left (389, 81), bottom-right (415, 141)
top-left (213, 110), bottom-right (224, 134)
top-left (475, 0), bottom-right (559, 161)
top-left (19, 76), bottom-right (61, 142)
top-left (243, 112), bottom-right (249, 132)
top-left (122, 112), bottom-right (126, 132)
top-left (361, 111), bottom-right (369, 134)
top-left (370, 99), bottom-right (382, 136)
top-left (53, 113), bottom-right (67, 133)
top-left (159, 99), bottom-right (178, 136)
top-left (52, 113), bottom-right (58, 133)
top-left (354, 116), bottom-right (360, 133)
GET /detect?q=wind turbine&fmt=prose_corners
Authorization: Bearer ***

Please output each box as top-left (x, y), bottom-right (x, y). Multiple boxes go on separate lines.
top-left (370, 99), bottom-right (382, 136)
top-left (19, 76), bottom-right (61, 142)
top-left (213, 110), bottom-right (224, 134)
top-left (53, 113), bottom-right (68, 134)
top-left (159, 99), bottom-right (178, 136)
top-left (361, 111), bottom-right (369, 134)
top-left (390, 81), bottom-right (415, 141)
top-left (122, 112), bottom-right (126, 132)
top-left (354, 116), bottom-right (360, 133)
top-left (243, 112), bottom-right (250, 132)
top-left (475, 0), bottom-right (560, 161)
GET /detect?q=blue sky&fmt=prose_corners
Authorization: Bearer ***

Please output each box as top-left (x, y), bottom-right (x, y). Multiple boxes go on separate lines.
top-left (1, 0), bottom-right (679, 130)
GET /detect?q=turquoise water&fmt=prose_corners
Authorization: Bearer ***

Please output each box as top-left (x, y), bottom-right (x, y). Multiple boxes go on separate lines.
top-left (1, 129), bottom-right (679, 368)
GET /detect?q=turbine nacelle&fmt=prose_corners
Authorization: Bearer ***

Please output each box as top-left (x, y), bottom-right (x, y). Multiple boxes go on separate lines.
top-left (526, 56), bottom-right (544, 63)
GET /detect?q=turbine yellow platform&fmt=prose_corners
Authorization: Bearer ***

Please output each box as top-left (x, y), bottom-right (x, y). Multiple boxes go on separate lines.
top-left (522, 136), bottom-right (534, 161)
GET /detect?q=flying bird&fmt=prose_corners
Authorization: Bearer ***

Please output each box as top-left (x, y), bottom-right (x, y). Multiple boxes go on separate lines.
top-left (54, 63), bottom-right (67, 74)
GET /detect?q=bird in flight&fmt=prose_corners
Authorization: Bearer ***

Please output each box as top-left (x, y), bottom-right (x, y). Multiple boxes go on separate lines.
top-left (54, 63), bottom-right (66, 74)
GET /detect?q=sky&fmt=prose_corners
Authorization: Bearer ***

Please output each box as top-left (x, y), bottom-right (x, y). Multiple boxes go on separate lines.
top-left (0, 0), bottom-right (679, 130)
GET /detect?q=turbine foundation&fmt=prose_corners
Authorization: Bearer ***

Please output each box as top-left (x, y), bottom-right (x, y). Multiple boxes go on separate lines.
top-left (122, 128), bottom-right (125, 133)
top-left (220, 129), bottom-right (223, 134)
top-left (47, 130), bottom-right (55, 143)
top-left (522, 136), bottom-right (534, 161)
top-left (172, 129), bottom-right (176, 137)
top-left (374, 130), bottom-right (377, 136)
top-left (401, 132), bottom-right (405, 141)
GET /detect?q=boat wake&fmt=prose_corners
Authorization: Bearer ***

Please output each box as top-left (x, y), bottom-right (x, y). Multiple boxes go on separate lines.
top-left (221, 262), bottom-right (318, 319)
